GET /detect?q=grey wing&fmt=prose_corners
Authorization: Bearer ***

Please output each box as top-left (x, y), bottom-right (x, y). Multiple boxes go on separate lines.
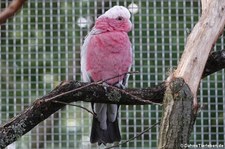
top-left (121, 46), bottom-right (133, 88)
top-left (80, 29), bottom-right (108, 130)
top-left (80, 33), bottom-right (92, 82)
top-left (122, 65), bottom-right (132, 87)
top-left (80, 28), bottom-right (102, 82)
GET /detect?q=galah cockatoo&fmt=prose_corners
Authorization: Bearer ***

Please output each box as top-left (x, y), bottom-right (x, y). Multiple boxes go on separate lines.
top-left (81, 6), bottom-right (133, 145)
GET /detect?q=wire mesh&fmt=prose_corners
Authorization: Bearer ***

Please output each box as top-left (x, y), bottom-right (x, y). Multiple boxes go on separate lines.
top-left (0, 0), bottom-right (224, 149)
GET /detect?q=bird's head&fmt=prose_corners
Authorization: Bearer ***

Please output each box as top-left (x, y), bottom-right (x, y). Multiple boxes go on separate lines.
top-left (95, 6), bottom-right (132, 32)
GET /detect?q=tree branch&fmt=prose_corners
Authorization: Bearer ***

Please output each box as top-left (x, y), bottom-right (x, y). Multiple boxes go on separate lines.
top-left (105, 121), bottom-right (161, 149)
top-left (0, 0), bottom-right (26, 25)
top-left (0, 48), bottom-right (224, 148)
top-left (202, 49), bottom-right (225, 78)
top-left (174, 0), bottom-right (225, 103)
top-left (158, 1), bottom-right (225, 148)
top-left (158, 78), bottom-right (196, 149)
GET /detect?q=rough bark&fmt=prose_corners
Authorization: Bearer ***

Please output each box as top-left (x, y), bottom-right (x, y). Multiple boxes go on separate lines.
top-left (158, 1), bottom-right (225, 149)
top-left (158, 78), bottom-right (196, 149)
top-left (0, 49), bottom-right (224, 148)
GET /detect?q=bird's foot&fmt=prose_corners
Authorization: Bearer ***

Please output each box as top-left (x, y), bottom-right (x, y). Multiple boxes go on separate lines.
top-left (115, 82), bottom-right (126, 89)
top-left (102, 82), bottom-right (110, 91)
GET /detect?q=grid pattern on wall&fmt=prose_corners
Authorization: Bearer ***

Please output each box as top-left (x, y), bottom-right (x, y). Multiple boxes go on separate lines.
top-left (0, 0), bottom-right (224, 149)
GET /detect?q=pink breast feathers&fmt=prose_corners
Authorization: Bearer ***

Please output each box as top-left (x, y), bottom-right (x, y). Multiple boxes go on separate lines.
top-left (86, 31), bottom-right (132, 85)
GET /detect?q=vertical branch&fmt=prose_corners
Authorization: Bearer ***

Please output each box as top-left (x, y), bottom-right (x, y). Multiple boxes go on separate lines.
top-left (158, 1), bottom-right (225, 149)
top-left (174, 0), bottom-right (225, 104)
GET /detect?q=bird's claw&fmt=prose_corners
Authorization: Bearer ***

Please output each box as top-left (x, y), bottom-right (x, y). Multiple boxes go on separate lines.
top-left (102, 82), bottom-right (110, 92)
top-left (115, 82), bottom-right (125, 89)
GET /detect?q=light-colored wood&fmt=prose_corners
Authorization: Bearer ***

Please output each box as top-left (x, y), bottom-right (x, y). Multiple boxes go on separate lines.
top-left (174, 0), bottom-right (225, 106)
top-left (158, 1), bottom-right (225, 148)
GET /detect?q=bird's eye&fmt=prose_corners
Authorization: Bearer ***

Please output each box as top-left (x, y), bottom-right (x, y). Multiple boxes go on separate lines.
top-left (116, 16), bottom-right (123, 21)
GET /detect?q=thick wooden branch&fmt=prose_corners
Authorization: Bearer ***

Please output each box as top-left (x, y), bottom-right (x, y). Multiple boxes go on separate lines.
top-left (174, 0), bottom-right (225, 101)
top-left (158, 1), bottom-right (225, 149)
top-left (0, 48), bottom-right (224, 148)
top-left (0, 0), bottom-right (26, 24)
top-left (158, 78), bottom-right (196, 149)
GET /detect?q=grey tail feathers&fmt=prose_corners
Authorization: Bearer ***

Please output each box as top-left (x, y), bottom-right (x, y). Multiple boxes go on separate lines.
top-left (90, 112), bottom-right (121, 145)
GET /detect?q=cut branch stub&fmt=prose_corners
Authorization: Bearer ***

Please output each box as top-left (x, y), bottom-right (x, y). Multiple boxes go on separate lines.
top-left (158, 78), bottom-right (197, 149)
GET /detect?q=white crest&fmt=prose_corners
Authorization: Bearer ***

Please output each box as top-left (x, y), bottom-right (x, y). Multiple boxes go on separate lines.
top-left (99, 6), bottom-right (131, 19)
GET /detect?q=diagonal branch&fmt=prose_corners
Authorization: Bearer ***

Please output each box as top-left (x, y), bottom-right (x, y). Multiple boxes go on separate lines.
top-left (105, 121), bottom-right (161, 149)
top-left (0, 49), bottom-right (224, 148)
top-left (0, 0), bottom-right (26, 24)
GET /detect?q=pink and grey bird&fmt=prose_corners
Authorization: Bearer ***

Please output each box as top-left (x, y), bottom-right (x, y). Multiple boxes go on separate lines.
top-left (81, 6), bottom-right (133, 145)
